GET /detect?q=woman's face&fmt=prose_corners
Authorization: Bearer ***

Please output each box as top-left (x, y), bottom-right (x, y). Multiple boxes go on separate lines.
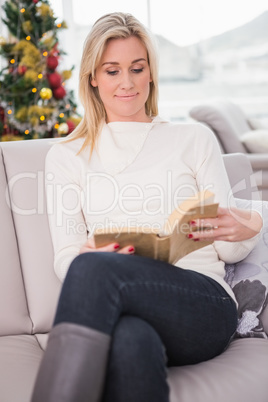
top-left (91, 36), bottom-right (152, 123)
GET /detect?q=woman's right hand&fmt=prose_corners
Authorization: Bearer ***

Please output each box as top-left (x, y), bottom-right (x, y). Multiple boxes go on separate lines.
top-left (79, 237), bottom-right (135, 255)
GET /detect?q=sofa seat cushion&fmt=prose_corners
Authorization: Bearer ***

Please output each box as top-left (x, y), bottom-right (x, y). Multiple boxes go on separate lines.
top-left (0, 335), bottom-right (43, 402)
top-left (1, 335), bottom-right (266, 402)
top-left (35, 333), bottom-right (49, 351)
top-left (168, 338), bottom-right (268, 402)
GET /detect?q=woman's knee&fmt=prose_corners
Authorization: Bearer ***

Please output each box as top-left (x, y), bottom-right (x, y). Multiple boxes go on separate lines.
top-left (67, 252), bottom-right (128, 281)
top-left (68, 252), bottom-right (108, 277)
top-left (65, 252), bottom-right (138, 298)
top-left (63, 252), bottom-right (115, 292)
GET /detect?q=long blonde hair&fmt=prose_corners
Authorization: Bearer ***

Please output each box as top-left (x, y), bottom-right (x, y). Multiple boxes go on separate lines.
top-left (67, 12), bottom-right (159, 155)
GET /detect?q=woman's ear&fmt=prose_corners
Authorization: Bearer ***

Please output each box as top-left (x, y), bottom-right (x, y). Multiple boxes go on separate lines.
top-left (91, 77), bottom-right (98, 87)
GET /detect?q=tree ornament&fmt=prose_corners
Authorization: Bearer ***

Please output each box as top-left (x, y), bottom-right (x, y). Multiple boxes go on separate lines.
top-left (33, 0), bottom-right (39, 3)
top-left (18, 65), bottom-right (27, 75)
top-left (40, 88), bottom-right (53, 100)
top-left (57, 122), bottom-right (69, 135)
top-left (48, 72), bottom-right (62, 88)
top-left (46, 55), bottom-right (58, 70)
top-left (66, 119), bottom-right (76, 133)
top-left (62, 70), bottom-right (72, 80)
top-left (53, 85), bottom-right (66, 99)
top-left (51, 43), bottom-right (59, 57)
top-left (39, 30), bottom-right (56, 50)
top-left (0, 107), bottom-right (5, 122)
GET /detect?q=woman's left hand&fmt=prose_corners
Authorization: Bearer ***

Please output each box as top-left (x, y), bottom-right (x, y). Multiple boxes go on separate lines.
top-left (189, 206), bottom-right (263, 242)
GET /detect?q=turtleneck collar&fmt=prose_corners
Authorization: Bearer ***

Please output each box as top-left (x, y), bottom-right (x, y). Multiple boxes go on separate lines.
top-left (96, 116), bottom-right (165, 176)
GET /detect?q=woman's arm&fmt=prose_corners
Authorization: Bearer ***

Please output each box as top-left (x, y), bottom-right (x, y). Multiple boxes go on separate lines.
top-left (46, 143), bottom-right (134, 281)
top-left (191, 124), bottom-right (263, 263)
top-left (45, 143), bottom-right (88, 281)
top-left (189, 206), bottom-right (263, 242)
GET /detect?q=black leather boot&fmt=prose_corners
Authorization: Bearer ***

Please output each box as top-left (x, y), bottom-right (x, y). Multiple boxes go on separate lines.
top-left (31, 322), bottom-right (110, 402)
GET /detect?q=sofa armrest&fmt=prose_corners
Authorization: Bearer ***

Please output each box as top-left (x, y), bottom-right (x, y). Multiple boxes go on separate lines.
top-left (223, 153), bottom-right (261, 200)
top-left (245, 155), bottom-right (268, 201)
top-left (246, 154), bottom-right (268, 170)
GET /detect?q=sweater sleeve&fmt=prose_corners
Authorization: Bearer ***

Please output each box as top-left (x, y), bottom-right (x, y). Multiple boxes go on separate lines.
top-left (45, 143), bottom-right (87, 281)
top-left (193, 123), bottom-right (261, 264)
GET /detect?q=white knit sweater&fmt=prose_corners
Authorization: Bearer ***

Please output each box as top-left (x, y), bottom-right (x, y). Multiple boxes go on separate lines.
top-left (45, 116), bottom-right (260, 299)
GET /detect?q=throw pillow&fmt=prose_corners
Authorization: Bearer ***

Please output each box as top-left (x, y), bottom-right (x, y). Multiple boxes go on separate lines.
top-left (224, 199), bottom-right (268, 338)
top-left (248, 117), bottom-right (267, 130)
top-left (240, 129), bottom-right (268, 153)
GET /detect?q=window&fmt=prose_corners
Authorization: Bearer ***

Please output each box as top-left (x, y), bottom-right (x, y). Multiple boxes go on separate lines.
top-left (51, 0), bottom-right (268, 123)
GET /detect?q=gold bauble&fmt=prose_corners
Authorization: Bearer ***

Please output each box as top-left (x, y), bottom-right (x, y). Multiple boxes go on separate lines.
top-left (62, 69), bottom-right (72, 80)
top-left (57, 122), bottom-right (69, 135)
top-left (40, 87), bottom-right (52, 100)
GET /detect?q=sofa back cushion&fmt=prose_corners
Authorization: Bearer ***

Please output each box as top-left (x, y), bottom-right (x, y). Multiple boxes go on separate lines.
top-left (0, 149), bottom-right (33, 335)
top-left (190, 101), bottom-right (251, 153)
top-left (1, 139), bottom-right (61, 334)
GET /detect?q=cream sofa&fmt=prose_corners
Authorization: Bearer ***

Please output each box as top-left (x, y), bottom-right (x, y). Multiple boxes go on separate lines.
top-left (0, 139), bottom-right (268, 402)
top-left (189, 100), bottom-right (268, 200)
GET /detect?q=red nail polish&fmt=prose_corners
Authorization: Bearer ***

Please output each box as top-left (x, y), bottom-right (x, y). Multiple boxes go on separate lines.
top-left (114, 244), bottom-right (120, 250)
top-left (187, 234), bottom-right (193, 239)
top-left (194, 239), bottom-right (200, 242)
top-left (128, 247), bottom-right (135, 252)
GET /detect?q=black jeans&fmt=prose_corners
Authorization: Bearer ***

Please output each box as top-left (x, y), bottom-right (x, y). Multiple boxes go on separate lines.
top-left (54, 252), bottom-right (237, 402)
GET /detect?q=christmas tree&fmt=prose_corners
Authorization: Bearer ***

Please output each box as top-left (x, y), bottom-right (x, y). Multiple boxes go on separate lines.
top-left (0, 0), bottom-right (81, 141)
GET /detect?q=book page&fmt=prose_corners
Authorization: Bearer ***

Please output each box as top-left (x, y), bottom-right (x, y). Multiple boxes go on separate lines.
top-left (162, 190), bottom-right (215, 235)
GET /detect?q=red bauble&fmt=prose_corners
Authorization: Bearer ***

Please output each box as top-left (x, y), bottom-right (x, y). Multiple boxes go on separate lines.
top-left (66, 120), bottom-right (76, 133)
top-left (46, 55), bottom-right (58, 71)
top-left (33, 0), bottom-right (39, 3)
top-left (18, 65), bottom-right (27, 75)
top-left (0, 107), bottom-right (5, 122)
top-left (51, 43), bottom-right (59, 58)
top-left (53, 86), bottom-right (66, 99)
top-left (48, 72), bottom-right (62, 88)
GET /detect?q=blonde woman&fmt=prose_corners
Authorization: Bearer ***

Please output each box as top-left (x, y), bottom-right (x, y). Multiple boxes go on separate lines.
top-left (32, 12), bottom-right (262, 402)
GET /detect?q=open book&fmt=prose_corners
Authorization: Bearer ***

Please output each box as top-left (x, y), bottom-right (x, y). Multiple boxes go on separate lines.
top-left (94, 190), bottom-right (218, 263)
